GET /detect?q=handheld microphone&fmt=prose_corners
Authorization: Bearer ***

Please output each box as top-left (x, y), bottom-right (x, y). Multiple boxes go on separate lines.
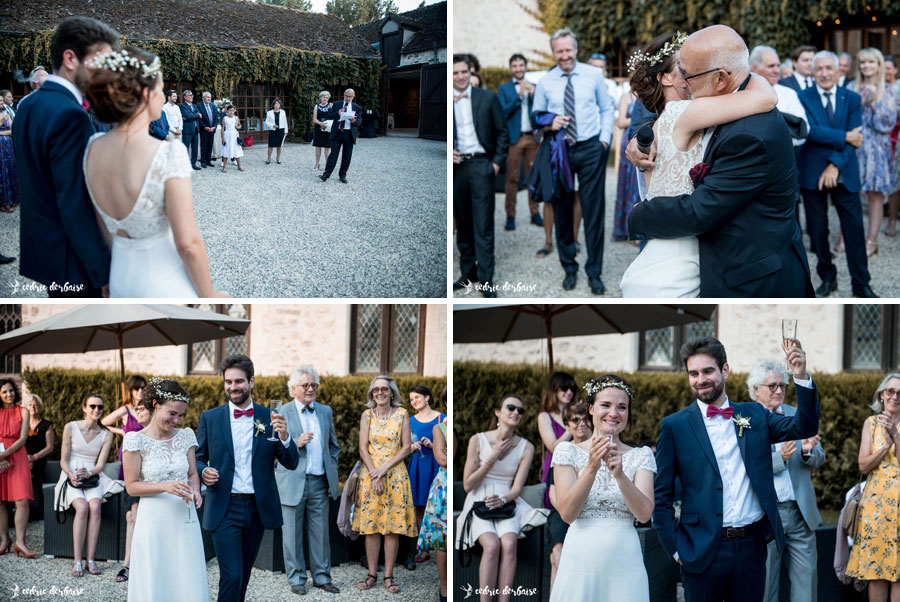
top-left (636, 125), bottom-right (654, 155)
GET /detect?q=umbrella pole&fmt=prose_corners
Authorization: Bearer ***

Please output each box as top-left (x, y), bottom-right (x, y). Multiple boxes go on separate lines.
top-left (545, 311), bottom-right (554, 373)
top-left (118, 332), bottom-right (126, 406)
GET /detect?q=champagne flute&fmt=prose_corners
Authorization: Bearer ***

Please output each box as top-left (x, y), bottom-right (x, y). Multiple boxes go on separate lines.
top-left (184, 481), bottom-right (194, 523)
top-left (782, 319), bottom-right (798, 349)
top-left (267, 400), bottom-right (283, 442)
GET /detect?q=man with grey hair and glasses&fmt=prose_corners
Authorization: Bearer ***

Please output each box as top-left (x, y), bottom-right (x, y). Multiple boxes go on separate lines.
top-left (275, 365), bottom-right (341, 596)
top-left (532, 28), bottom-right (615, 295)
top-left (748, 358), bottom-right (823, 602)
top-left (15, 66), bottom-right (49, 111)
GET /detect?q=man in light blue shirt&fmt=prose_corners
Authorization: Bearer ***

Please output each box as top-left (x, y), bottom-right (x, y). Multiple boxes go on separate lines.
top-left (532, 28), bottom-right (615, 294)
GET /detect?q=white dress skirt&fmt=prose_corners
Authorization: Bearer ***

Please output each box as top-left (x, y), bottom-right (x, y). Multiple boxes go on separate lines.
top-left (221, 116), bottom-right (244, 159)
top-left (110, 229), bottom-right (199, 298)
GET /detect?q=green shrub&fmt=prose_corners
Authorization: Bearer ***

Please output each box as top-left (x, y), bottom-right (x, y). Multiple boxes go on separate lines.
top-left (454, 361), bottom-right (882, 512)
top-left (479, 67), bottom-right (511, 93)
top-left (23, 368), bottom-right (445, 481)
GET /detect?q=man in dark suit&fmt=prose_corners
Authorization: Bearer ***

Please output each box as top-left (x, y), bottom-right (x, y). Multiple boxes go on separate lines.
top-left (452, 55), bottom-right (508, 298)
top-left (12, 16), bottom-right (118, 296)
top-left (654, 336), bottom-right (819, 602)
top-left (497, 54), bottom-right (542, 232)
top-left (198, 91), bottom-right (219, 168)
top-left (837, 52), bottom-right (856, 88)
top-left (778, 45), bottom-right (816, 93)
top-left (628, 25), bottom-right (813, 297)
top-left (797, 51), bottom-right (877, 297)
top-left (180, 90), bottom-right (202, 170)
top-left (197, 354), bottom-right (300, 602)
top-left (319, 88), bottom-right (362, 183)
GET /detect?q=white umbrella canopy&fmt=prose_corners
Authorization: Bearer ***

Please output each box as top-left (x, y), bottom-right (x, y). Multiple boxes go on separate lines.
top-left (0, 304), bottom-right (251, 399)
top-left (454, 303), bottom-right (717, 371)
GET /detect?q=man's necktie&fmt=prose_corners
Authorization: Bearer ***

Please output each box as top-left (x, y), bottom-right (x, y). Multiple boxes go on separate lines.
top-left (564, 73), bottom-right (577, 145)
top-left (706, 405), bottom-right (734, 419)
top-left (234, 408), bottom-right (254, 419)
top-left (824, 92), bottom-right (835, 127)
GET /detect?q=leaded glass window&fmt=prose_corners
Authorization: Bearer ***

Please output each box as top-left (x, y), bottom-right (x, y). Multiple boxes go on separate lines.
top-left (352, 305), bottom-right (425, 374)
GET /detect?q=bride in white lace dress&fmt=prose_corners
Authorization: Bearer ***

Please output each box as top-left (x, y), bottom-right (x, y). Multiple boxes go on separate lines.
top-left (82, 47), bottom-right (226, 298)
top-left (122, 379), bottom-right (208, 602)
top-left (549, 376), bottom-right (655, 602)
top-left (620, 33), bottom-right (777, 297)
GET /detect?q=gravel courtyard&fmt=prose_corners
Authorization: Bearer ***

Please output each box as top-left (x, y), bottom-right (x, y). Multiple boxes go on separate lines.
top-left (0, 134), bottom-right (445, 298)
top-left (453, 165), bottom-right (900, 298)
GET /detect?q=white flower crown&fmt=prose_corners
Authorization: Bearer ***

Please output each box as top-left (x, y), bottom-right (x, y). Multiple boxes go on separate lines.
top-left (89, 49), bottom-right (161, 80)
top-left (583, 377), bottom-right (635, 401)
top-left (148, 376), bottom-right (190, 403)
top-left (627, 32), bottom-right (688, 74)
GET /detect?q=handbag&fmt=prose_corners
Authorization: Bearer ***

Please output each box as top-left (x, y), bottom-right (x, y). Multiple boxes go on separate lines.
top-left (458, 499), bottom-right (517, 567)
top-left (55, 473), bottom-right (101, 525)
top-left (842, 474), bottom-right (866, 540)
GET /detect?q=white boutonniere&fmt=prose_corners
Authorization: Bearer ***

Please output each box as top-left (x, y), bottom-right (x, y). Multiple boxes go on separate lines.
top-left (732, 414), bottom-right (751, 437)
top-left (253, 419), bottom-right (266, 438)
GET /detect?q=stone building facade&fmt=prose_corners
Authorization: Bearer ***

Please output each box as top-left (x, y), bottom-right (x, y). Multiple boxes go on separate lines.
top-left (453, 0), bottom-right (548, 68)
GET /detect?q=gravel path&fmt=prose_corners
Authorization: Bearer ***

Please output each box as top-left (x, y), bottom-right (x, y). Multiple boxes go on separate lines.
top-left (0, 134), bottom-right (446, 298)
top-left (0, 522), bottom-right (442, 601)
top-left (453, 166), bottom-right (900, 298)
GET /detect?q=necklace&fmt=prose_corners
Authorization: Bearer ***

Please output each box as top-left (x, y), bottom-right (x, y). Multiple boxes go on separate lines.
top-left (374, 407), bottom-right (393, 423)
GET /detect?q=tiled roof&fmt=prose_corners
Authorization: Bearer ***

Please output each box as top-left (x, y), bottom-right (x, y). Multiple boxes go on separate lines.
top-left (353, 1), bottom-right (445, 54)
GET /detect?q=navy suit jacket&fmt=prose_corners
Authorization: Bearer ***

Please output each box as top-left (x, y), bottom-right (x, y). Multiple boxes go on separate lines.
top-left (11, 80), bottom-right (110, 290)
top-left (497, 80), bottom-right (537, 145)
top-left (653, 383), bottom-right (819, 573)
top-left (797, 85), bottom-right (862, 193)
top-left (324, 101), bottom-right (362, 143)
top-left (149, 112), bottom-right (168, 141)
top-left (180, 102), bottom-right (201, 134)
top-left (198, 101), bottom-right (219, 130)
top-left (195, 403), bottom-right (300, 531)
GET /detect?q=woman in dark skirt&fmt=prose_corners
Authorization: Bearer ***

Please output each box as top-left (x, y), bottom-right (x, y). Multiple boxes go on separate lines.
top-left (265, 98), bottom-right (288, 165)
top-left (312, 91), bottom-right (332, 170)
top-left (24, 394), bottom-right (53, 521)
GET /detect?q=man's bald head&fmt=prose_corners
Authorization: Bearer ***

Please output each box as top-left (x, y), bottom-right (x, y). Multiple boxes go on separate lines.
top-left (680, 25), bottom-right (749, 97)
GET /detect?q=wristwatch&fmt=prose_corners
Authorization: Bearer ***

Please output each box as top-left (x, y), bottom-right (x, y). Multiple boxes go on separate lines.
top-left (500, 496), bottom-right (508, 506)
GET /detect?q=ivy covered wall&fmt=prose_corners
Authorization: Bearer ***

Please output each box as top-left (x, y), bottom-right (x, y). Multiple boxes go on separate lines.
top-left (0, 30), bottom-right (382, 139)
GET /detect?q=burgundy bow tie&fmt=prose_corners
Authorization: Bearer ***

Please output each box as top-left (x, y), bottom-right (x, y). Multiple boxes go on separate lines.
top-left (454, 93), bottom-right (469, 103)
top-left (706, 405), bottom-right (734, 419)
top-left (234, 408), bottom-right (254, 419)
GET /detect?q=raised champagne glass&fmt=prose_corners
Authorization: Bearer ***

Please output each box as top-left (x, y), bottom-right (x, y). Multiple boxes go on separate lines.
top-left (782, 319), bottom-right (798, 349)
top-left (267, 400), bottom-right (283, 442)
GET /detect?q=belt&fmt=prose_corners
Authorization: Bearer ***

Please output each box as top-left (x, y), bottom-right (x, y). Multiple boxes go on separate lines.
top-left (231, 493), bottom-right (255, 499)
top-left (459, 152), bottom-right (488, 161)
top-left (776, 500), bottom-right (798, 507)
top-left (722, 520), bottom-right (762, 539)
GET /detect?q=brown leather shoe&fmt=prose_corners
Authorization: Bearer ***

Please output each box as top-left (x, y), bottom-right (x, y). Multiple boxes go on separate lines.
top-left (315, 583), bottom-right (341, 594)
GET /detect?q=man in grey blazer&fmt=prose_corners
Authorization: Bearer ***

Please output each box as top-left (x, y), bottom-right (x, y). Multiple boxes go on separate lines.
top-left (275, 366), bottom-right (341, 595)
top-left (748, 358), bottom-right (825, 602)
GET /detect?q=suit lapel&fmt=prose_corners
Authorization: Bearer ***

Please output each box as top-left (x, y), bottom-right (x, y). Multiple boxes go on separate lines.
top-left (317, 405), bottom-right (329, 456)
top-left (251, 402), bottom-right (262, 459)
top-left (701, 75), bottom-right (752, 164)
top-left (687, 403), bottom-right (720, 477)
top-left (219, 404), bottom-right (235, 462)
top-left (732, 406), bottom-right (748, 465)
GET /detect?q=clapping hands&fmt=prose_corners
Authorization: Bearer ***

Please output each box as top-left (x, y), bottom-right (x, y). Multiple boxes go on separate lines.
top-left (587, 434), bottom-right (614, 472)
top-left (877, 412), bottom-right (898, 445)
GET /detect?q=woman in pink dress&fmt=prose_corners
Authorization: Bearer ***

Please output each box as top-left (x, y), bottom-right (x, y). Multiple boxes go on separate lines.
top-left (0, 378), bottom-right (35, 557)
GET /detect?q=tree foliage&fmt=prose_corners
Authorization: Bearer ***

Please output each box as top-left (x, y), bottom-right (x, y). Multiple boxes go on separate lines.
top-left (257, 0), bottom-right (313, 11)
top-left (326, 0), bottom-right (400, 27)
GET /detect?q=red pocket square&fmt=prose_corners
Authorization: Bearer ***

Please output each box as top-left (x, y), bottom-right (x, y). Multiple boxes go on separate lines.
top-left (689, 162), bottom-right (710, 186)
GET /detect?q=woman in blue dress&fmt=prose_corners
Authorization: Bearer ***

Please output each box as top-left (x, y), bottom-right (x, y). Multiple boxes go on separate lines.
top-left (0, 96), bottom-right (17, 212)
top-left (407, 384), bottom-right (445, 563)
top-left (612, 91), bottom-right (640, 242)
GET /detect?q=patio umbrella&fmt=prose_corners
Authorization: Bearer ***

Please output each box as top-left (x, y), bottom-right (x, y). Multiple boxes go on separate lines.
top-left (454, 303), bottom-right (717, 371)
top-left (0, 304), bottom-right (251, 400)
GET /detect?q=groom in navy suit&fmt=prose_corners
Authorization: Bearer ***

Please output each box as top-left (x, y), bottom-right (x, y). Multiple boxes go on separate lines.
top-left (653, 336), bottom-right (819, 602)
top-left (12, 16), bottom-right (119, 296)
top-left (196, 354), bottom-right (300, 602)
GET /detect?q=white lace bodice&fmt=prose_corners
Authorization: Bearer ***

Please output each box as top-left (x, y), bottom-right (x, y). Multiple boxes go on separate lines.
top-left (223, 115), bottom-right (238, 133)
top-left (645, 100), bottom-right (702, 200)
top-left (551, 442), bottom-right (656, 521)
top-left (84, 133), bottom-right (192, 239)
top-left (122, 428), bottom-right (197, 483)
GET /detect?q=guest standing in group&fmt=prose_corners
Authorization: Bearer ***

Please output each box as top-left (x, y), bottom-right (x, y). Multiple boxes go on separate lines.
top-left (406, 385), bottom-right (446, 565)
top-left (353, 376), bottom-right (418, 595)
top-left (198, 91), bottom-right (219, 168)
top-left (846, 374), bottom-right (900, 601)
top-left (537, 372), bottom-right (578, 509)
top-left (320, 88), bottom-right (362, 184)
top-left (456, 394), bottom-right (539, 602)
top-left (612, 91), bottom-right (640, 242)
top-left (0, 378), bottom-right (34, 558)
top-left (24, 394), bottom-right (54, 521)
top-left (112, 397), bottom-right (150, 583)
top-left (1, 90), bottom-right (15, 123)
top-left (100, 374), bottom-right (147, 582)
top-left (885, 56), bottom-right (900, 238)
top-left (180, 90), bottom-right (202, 170)
top-left (312, 91), bottom-right (333, 170)
top-left (0, 101), bottom-right (17, 215)
top-left (848, 48), bottom-right (898, 256)
top-left (54, 393), bottom-right (121, 577)
top-left (162, 90), bottom-right (183, 142)
top-left (417, 417), bottom-right (448, 602)
top-left (265, 99), bottom-right (288, 165)
top-left (220, 105), bottom-right (244, 172)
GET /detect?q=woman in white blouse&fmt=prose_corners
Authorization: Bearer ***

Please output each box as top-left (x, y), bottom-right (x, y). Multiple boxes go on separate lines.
top-left (265, 98), bottom-right (289, 165)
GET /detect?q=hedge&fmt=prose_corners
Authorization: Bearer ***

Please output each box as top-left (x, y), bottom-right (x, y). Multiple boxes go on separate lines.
top-left (454, 360), bottom-right (883, 512)
top-left (22, 368), bottom-right (446, 482)
top-left (0, 30), bottom-right (382, 140)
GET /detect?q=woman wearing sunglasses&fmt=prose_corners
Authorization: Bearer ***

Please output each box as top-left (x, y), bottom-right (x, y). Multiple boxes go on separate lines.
top-left (456, 394), bottom-right (540, 602)
top-left (538, 372), bottom-right (578, 510)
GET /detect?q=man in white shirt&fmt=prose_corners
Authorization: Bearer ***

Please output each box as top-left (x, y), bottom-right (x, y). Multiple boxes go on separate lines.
top-left (778, 45), bottom-right (817, 92)
top-left (161, 90), bottom-right (183, 141)
top-left (275, 366), bottom-right (341, 596)
top-left (654, 336), bottom-right (819, 602)
top-left (748, 359), bottom-right (824, 602)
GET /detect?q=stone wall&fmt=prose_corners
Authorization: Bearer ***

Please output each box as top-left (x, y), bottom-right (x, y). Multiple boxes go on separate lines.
top-left (454, 0), bottom-right (548, 68)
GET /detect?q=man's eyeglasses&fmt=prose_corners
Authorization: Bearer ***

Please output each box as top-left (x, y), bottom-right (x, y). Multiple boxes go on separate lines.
top-left (299, 383), bottom-right (319, 390)
top-left (761, 383), bottom-right (788, 393)
top-left (505, 404), bottom-right (526, 415)
top-left (678, 63), bottom-right (731, 81)
top-left (883, 388), bottom-right (900, 399)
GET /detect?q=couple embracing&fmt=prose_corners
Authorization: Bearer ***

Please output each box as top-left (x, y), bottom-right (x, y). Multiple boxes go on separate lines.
top-left (621, 26), bottom-right (815, 298)
top-left (549, 336), bottom-right (819, 602)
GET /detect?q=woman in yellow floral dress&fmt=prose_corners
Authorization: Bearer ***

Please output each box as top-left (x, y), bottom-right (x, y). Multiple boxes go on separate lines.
top-left (847, 373), bottom-right (900, 600)
top-left (353, 375), bottom-right (417, 594)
